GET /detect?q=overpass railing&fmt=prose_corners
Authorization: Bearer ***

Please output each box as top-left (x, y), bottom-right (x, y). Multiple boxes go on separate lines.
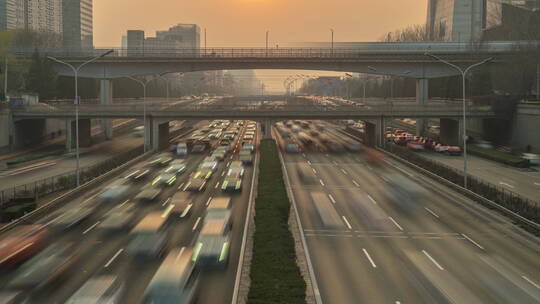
top-left (10, 103), bottom-right (495, 117)
top-left (11, 41), bottom-right (533, 59)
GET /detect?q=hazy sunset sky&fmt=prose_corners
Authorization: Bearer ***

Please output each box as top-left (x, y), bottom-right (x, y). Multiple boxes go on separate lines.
top-left (93, 0), bottom-right (428, 92)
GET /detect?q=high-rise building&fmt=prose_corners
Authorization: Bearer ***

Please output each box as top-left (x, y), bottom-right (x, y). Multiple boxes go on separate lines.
top-left (156, 24), bottom-right (200, 49)
top-left (1, 0), bottom-right (62, 33)
top-left (124, 23), bottom-right (201, 55)
top-left (62, 0), bottom-right (93, 49)
top-left (126, 30), bottom-right (144, 56)
top-left (427, 0), bottom-right (539, 41)
top-left (0, 0), bottom-right (26, 30)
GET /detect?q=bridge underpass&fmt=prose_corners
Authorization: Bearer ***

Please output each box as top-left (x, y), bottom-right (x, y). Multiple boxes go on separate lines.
top-left (10, 103), bottom-right (496, 151)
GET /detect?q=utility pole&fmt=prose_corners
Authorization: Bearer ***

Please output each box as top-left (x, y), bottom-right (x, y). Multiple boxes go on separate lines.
top-left (330, 28), bottom-right (334, 55)
top-left (3, 57), bottom-right (7, 100)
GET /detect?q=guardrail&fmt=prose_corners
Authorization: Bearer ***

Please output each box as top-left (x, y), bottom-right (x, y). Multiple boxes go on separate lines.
top-left (10, 103), bottom-right (495, 118)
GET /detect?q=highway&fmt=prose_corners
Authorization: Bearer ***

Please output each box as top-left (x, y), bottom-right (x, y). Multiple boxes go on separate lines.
top-left (277, 121), bottom-right (540, 304)
top-left (0, 119), bottom-right (259, 304)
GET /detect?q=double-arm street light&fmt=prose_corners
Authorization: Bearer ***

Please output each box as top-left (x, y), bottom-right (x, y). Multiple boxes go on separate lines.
top-left (425, 53), bottom-right (493, 189)
top-left (126, 75), bottom-right (154, 153)
top-left (47, 49), bottom-right (113, 187)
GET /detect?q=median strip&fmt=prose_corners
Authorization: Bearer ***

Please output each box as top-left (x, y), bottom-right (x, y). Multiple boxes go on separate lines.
top-left (247, 139), bottom-right (306, 304)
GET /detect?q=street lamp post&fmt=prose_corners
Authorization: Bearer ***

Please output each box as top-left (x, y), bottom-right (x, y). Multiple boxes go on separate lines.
top-left (426, 53), bottom-right (493, 189)
top-left (127, 76), bottom-right (155, 153)
top-left (47, 50), bottom-right (113, 187)
top-left (3, 57), bottom-right (7, 99)
top-left (330, 29), bottom-right (334, 55)
top-left (266, 31), bottom-right (269, 56)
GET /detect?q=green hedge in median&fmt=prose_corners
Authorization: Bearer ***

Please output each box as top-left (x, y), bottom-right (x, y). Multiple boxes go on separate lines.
top-left (247, 139), bottom-right (306, 304)
top-left (468, 145), bottom-right (529, 168)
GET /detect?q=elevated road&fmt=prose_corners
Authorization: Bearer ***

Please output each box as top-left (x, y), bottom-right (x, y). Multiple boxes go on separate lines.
top-left (11, 103), bottom-right (497, 120)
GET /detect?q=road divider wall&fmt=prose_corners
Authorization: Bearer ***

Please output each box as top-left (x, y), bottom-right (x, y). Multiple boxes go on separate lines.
top-left (247, 139), bottom-right (306, 304)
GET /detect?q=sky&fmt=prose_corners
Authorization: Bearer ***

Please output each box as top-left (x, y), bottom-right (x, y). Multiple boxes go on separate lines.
top-left (94, 0), bottom-right (428, 92)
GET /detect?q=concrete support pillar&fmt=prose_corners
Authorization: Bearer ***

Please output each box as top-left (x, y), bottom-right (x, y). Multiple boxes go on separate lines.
top-left (144, 117), bottom-right (152, 152)
top-left (65, 119), bottom-right (92, 151)
top-left (377, 117), bottom-right (385, 147)
top-left (416, 78), bottom-right (429, 136)
top-left (151, 119), bottom-right (170, 151)
top-left (262, 119), bottom-right (273, 139)
top-left (99, 79), bottom-right (113, 139)
top-left (440, 118), bottom-right (460, 146)
top-left (364, 121), bottom-right (376, 147)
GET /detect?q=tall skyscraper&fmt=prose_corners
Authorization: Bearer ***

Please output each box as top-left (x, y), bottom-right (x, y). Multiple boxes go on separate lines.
top-left (62, 0), bottom-right (93, 49)
top-left (427, 0), bottom-right (539, 42)
top-left (1, 0), bottom-right (61, 33)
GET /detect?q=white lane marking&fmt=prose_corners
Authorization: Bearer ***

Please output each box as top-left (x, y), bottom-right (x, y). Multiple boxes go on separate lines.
top-left (499, 182), bottom-right (514, 189)
top-left (366, 164), bottom-right (373, 170)
top-left (535, 182), bottom-right (540, 186)
top-left (362, 248), bottom-right (377, 268)
top-left (328, 194), bottom-right (336, 204)
top-left (389, 217), bottom-right (404, 231)
top-left (82, 193), bottom-right (98, 204)
top-left (340, 168), bottom-right (348, 175)
top-left (104, 249), bottom-right (124, 268)
top-left (342, 216), bottom-right (352, 230)
top-left (325, 154), bottom-right (330, 157)
top-left (161, 197), bottom-right (171, 206)
top-left (215, 182), bottom-right (220, 189)
top-left (332, 161), bottom-right (338, 165)
top-left (461, 233), bottom-right (485, 250)
top-left (227, 161), bottom-right (231, 166)
top-left (522, 276), bottom-right (540, 290)
top-left (422, 250), bottom-right (444, 270)
top-left (0, 243), bottom-right (34, 264)
top-left (352, 180), bottom-right (360, 187)
top-left (206, 196), bottom-right (213, 206)
top-left (117, 199), bottom-right (129, 208)
top-left (175, 246), bottom-right (186, 261)
top-left (367, 195), bottom-right (377, 205)
top-left (83, 221), bottom-right (101, 235)
top-left (380, 175), bottom-right (389, 182)
top-left (177, 183), bottom-right (184, 190)
top-left (396, 302), bottom-right (401, 304)
top-left (424, 207), bottom-right (440, 218)
top-left (222, 171), bottom-right (226, 177)
top-left (319, 179), bottom-right (325, 187)
top-left (192, 217), bottom-right (202, 231)
top-left (124, 170), bottom-right (139, 179)
top-left (307, 160), bottom-right (312, 165)
top-left (312, 168), bottom-right (317, 174)
top-left (302, 153), bottom-right (307, 158)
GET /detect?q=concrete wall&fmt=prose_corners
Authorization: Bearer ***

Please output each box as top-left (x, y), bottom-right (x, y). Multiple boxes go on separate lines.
top-left (511, 104), bottom-right (540, 153)
top-left (440, 118), bottom-right (460, 146)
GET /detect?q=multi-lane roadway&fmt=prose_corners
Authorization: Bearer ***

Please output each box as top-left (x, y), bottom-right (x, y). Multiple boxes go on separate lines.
top-left (0, 119), bottom-right (259, 304)
top-left (278, 121), bottom-right (540, 304)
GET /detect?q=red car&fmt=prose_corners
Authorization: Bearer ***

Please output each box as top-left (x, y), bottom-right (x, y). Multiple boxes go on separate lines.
top-left (447, 146), bottom-right (463, 156)
top-left (0, 225), bottom-right (49, 269)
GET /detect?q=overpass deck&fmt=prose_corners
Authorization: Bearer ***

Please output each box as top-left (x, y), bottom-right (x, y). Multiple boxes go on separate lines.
top-left (10, 103), bottom-right (497, 120)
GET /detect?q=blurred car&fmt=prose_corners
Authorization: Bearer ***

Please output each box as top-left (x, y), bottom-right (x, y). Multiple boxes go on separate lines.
top-left (522, 153), bottom-right (540, 166)
top-left (98, 179), bottom-right (130, 202)
top-left (242, 142), bottom-right (255, 153)
top-left (434, 143), bottom-right (449, 153)
top-left (211, 150), bottom-right (226, 161)
top-left (191, 144), bottom-right (206, 154)
top-left (143, 248), bottom-right (198, 304)
top-left (0, 291), bottom-right (26, 304)
top-left (66, 275), bottom-right (123, 304)
top-left (227, 164), bottom-right (245, 177)
top-left (175, 143), bottom-right (188, 157)
top-left (193, 168), bottom-right (213, 180)
top-left (49, 204), bottom-right (94, 229)
top-left (97, 203), bottom-right (137, 232)
top-left (200, 159), bottom-right (218, 172)
top-left (164, 162), bottom-right (187, 176)
top-left (208, 132), bottom-right (221, 139)
top-left (407, 141), bottom-right (425, 152)
top-left (193, 217), bottom-right (231, 268)
top-left (285, 142), bottom-right (300, 153)
top-left (127, 212), bottom-right (169, 259)
top-left (169, 192), bottom-right (193, 219)
top-left (221, 176), bottom-right (242, 192)
top-left (0, 225), bottom-right (49, 269)
top-left (6, 242), bottom-right (79, 290)
top-left (447, 146), bottom-right (463, 156)
top-left (135, 187), bottom-right (161, 202)
top-left (344, 141), bottom-right (361, 152)
top-left (183, 178), bottom-right (207, 192)
top-left (239, 149), bottom-right (254, 165)
top-left (243, 134), bottom-right (254, 140)
top-left (151, 173), bottom-right (177, 187)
